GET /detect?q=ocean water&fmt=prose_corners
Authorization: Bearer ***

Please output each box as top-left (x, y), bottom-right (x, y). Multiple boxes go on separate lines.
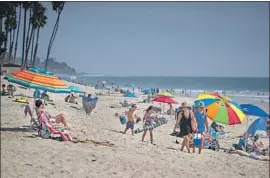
top-left (76, 76), bottom-right (268, 91)
top-left (74, 76), bottom-right (269, 103)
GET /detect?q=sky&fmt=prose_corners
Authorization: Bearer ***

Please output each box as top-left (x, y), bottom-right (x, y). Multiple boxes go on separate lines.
top-left (16, 2), bottom-right (269, 77)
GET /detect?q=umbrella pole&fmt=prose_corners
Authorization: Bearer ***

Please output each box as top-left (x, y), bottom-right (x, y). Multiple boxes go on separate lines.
top-left (245, 115), bottom-right (249, 151)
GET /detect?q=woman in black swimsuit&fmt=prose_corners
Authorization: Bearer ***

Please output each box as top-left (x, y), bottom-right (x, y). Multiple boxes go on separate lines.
top-left (173, 102), bottom-right (197, 153)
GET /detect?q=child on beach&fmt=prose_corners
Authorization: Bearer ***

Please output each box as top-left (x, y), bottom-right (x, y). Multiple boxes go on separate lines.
top-left (142, 105), bottom-right (156, 144)
top-left (189, 134), bottom-right (195, 153)
top-left (123, 104), bottom-right (138, 135)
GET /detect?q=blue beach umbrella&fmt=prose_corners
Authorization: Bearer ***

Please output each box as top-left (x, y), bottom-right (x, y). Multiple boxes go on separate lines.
top-left (123, 92), bottom-right (137, 98)
top-left (247, 117), bottom-right (267, 136)
top-left (142, 89), bottom-right (152, 94)
top-left (240, 104), bottom-right (269, 118)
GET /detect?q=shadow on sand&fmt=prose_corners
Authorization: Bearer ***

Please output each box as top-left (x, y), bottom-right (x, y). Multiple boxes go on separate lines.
top-left (69, 105), bottom-right (81, 110)
top-left (0, 127), bottom-right (37, 133)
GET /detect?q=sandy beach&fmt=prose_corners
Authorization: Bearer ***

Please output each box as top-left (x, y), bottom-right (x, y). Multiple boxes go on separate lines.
top-left (1, 79), bottom-right (269, 178)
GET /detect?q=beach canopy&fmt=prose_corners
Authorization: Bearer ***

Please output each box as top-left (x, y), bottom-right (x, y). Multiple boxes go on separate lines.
top-left (123, 92), bottom-right (137, 98)
top-left (247, 117), bottom-right (267, 136)
top-left (7, 70), bottom-right (71, 93)
top-left (158, 91), bottom-right (173, 97)
top-left (68, 86), bottom-right (84, 93)
top-left (240, 104), bottom-right (269, 118)
top-left (152, 96), bottom-right (177, 104)
top-left (195, 93), bottom-right (246, 125)
top-left (142, 89), bottom-right (152, 94)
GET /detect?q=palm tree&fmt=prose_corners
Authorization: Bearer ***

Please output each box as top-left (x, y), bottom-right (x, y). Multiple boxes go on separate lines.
top-left (3, 3), bottom-right (16, 64)
top-left (24, 2), bottom-right (38, 68)
top-left (0, 2), bottom-right (12, 69)
top-left (21, 2), bottom-right (31, 69)
top-left (30, 26), bottom-right (35, 66)
top-left (32, 4), bottom-right (47, 67)
top-left (13, 3), bottom-right (22, 63)
top-left (45, 1), bottom-right (65, 69)
top-left (8, 4), bottom-right (17, 63)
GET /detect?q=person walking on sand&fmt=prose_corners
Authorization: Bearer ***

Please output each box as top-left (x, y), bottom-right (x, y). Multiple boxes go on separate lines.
top-left (123, 104), bottom-right (138, 135)
top-left (173, 102), bottom-right (197, 153)
top-left (194, 102), bottom-right (209, 154)
top-left (142, 105), bottom-right (156, 144)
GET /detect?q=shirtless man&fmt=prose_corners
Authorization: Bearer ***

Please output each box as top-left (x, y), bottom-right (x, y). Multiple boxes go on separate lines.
top-left (123, 104), bottom-right (138, 135)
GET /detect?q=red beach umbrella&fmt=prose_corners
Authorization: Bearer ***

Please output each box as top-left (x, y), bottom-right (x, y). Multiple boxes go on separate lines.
top-left (152, 96), bottom-right (178, 104)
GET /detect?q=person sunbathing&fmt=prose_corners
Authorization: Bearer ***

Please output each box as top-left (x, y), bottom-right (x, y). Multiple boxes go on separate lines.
top-left (253, 135), bottom-right (269, 155)
top-left (7, 84), bottom-right (16, 97)
top-left (68, 94), bottom-right (78, 104)
top-left (65, 95), bottom-right (71, 102)
top-left (167, 104), bottom-right (175, 115)
top-left (1, 84), bottom-right (8, 96)
top-left (211, 121), bottom-right (224, 132)
top-left (35, 99), bottom-right (71, 130)
top-left (41, 91), bottom-right (49, 100)
top-left (120, 100), bottom-right (130, 107)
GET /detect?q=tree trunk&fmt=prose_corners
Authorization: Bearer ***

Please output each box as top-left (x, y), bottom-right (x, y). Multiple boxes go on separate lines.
top-left (30, 29), bottom-right (35, 66)
top-left (24, 26), bottom-right (34, 69)
top-left (10, 29), bottom-right (16, 63)
top-left (0, 17), bottom-right (2, 34)
top-left (32, 27), bottom-right (40, 67)
top-left (21, 8), bottom-right (27, 69)
top-left (0, 17), bottom-right (3, 72)
top-left (45, 13), bottom-right (60, 69)
top-left (14, 4), bottom-right (22, 63)
top-left (8, 29), bottom-right (12, 63)
top-left (3, 25), bottom-right (9, 64)
top-left (24, 7), bottom-right (31, 69)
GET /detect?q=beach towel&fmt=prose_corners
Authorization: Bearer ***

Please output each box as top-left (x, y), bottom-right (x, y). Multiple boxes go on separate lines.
top-left (82, 96), bottom-right (98, 114)
top-left (38, 110), bottom-right (72, 141)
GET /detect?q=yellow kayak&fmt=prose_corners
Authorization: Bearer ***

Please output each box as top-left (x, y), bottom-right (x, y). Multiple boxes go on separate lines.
top-left (13, 98), bottom-right (29, 103)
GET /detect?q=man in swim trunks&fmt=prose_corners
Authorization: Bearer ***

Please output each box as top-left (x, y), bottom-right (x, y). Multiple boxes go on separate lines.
top-left (194, 102), bottom-right (209, 154)
top-left (123, 104), bottom-right (138, 135)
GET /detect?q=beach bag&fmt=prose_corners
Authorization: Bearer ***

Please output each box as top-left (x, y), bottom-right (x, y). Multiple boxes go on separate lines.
top-left (120, 116), bottom-right (127, 125)
top-left (193, 133), bottom-right (202, 147)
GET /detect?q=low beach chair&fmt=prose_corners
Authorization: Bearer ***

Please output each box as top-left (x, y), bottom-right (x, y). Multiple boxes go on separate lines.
top-left (38, 112), bottom-right (72, 141)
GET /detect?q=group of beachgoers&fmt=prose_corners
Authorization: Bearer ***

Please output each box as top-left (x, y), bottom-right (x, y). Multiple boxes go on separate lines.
top-left (119, 101), bottom-right (270, 157)
top-left (119, 101), bottom-right (210, 153)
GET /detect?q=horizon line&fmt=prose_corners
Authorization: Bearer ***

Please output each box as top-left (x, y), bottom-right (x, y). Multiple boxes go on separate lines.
top-left (75, 74), bottom-right (269, 78)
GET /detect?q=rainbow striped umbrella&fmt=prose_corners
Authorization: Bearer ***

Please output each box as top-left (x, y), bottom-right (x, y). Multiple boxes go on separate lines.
top-left (7, 70), bottom-right (71, 93)
top-left (194, 93), bottom-right (246, 125)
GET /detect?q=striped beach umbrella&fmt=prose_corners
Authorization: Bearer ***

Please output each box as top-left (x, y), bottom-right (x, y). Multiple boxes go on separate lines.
top-left (194, 93), bottom-right (246, 125)
top-left (7, 70), bottom-right (71, 93)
